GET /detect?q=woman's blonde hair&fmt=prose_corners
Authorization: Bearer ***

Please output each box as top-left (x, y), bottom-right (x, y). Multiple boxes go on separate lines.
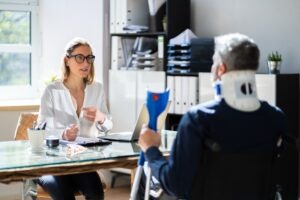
top-left (62, 37), bottom-right (94, 84)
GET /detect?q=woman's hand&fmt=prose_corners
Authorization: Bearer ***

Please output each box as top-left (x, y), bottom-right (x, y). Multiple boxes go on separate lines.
top-left (63, 124), bottom-right (79, 141)
top-left (82, 107), bottom-right (105, 123)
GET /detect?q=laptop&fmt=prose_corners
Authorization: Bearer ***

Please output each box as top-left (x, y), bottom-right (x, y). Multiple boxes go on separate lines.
top-left (99, 102), bottom-right (170, 142)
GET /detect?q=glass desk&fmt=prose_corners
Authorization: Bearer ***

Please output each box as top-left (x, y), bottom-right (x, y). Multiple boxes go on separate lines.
top-left (0, 137), bottom-right (172, 183)
top-left (0, 140), bottom-right (142, 183)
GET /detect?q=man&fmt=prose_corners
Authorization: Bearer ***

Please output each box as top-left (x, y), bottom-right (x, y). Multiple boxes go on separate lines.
top-left (138, 33), bottom-right (287, 199)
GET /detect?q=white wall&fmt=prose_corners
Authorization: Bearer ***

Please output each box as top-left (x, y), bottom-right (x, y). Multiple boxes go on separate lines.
top-left (191, 0), bottom-right (300, 74)
top-left (39, 0), bottom-right (104, 83)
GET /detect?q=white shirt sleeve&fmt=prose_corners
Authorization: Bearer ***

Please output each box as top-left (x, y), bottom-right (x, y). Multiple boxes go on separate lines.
top-left (38, 83), bottom-right (66, 139)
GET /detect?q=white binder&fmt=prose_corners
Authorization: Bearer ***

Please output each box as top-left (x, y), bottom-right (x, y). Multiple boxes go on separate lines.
top-left (115, 0), bottom-right (126, 33)
top-left (188, 76), bottom-right (198, 108)
top-left (199, 73), bottom-right (214, 103)
top-left (110, 0), bottom-right (149, 34)
top-left (111, 36), bottom-right (124, 70)
top-left (174, 76), bottom-right (183, 114)
top-left (110, 0), bottom-right (116, 33)
top-left (181, 76), bottom-right (189, 113)
top-left (167, 76), bottom-right (175, 113)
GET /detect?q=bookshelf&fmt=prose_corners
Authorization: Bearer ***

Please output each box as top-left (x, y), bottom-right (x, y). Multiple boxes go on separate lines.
top-left (109, 0), bottom-right (191, 132)
top-left (109, 0), bottom-right (190, 71)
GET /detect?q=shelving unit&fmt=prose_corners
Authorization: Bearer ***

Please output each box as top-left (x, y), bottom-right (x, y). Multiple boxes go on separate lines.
top-left (107, 0), bottom-right (190, 181)
top-left (109, 0), bottom-right (190, 71)
top-left (109, 0), bottom-right (190, 132)
top-left (111, 33), bottom-right (166, 37)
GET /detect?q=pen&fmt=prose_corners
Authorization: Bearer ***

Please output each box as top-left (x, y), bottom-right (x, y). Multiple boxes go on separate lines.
top-left (35, 121), bottom-right (47, 130)
top-left (41, 121), bottom-right (47, 130)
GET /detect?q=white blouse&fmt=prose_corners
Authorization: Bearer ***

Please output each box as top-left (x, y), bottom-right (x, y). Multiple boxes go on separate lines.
top-left (38, 81), bottom-right (113, 138)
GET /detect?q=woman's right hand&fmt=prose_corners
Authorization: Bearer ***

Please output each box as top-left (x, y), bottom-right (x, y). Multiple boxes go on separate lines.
top-left (63, 124), bottom-right (78, 141)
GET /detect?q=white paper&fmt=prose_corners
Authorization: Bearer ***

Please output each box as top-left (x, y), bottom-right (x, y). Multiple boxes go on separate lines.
top-left (169, 29), bottom-right (198, 45)
top-left (60, 136), bottom-right (100, 145)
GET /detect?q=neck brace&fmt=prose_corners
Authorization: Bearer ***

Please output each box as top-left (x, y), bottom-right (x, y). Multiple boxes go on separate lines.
top-left (216, 70), bottom-right (260, 112)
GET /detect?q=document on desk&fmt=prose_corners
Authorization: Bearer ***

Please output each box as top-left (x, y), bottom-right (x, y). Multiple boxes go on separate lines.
top-left (60, 136), bottom-right (111, 146)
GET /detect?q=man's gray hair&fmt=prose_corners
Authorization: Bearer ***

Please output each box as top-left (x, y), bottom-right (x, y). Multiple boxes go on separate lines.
top-left (213, 33), bottom-right (260, 71)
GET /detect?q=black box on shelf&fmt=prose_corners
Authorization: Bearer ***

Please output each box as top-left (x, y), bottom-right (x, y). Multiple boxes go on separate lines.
top-left (190, 38), bottom-right (214, 72)
top-left (148, 2), bottom-right (166, 32)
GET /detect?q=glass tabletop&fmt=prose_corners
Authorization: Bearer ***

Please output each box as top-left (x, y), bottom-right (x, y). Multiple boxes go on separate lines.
top-left (0, 140), bottom-right (142, 170)
top-left (0, 130), bottom-right (175, 171)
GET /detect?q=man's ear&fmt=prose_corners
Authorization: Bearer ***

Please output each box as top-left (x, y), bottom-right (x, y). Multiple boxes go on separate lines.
top-left (217, 63), bottom-right (227, 77)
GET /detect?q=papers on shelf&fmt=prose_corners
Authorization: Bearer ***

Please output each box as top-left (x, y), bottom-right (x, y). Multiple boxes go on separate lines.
top-left (123, 25), bottom-right (149, 33)
top-left (148, 0), bottom-right (166, 16)
top-left (169, 29), bottom-right (198, 45)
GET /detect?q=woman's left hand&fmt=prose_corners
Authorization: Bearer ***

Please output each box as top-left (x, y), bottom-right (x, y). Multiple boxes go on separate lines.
top-left (82, 107), bottom-right (105, 123)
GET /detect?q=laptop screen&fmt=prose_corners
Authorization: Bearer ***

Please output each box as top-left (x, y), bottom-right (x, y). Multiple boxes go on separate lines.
top-left (131, 101), bottom-right (171, 140)
top-left (100, 102), bottom-right (170, 141)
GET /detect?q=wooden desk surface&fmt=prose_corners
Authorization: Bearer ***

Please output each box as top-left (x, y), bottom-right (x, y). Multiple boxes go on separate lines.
top-left (0, 156), bottom-right (139, 183)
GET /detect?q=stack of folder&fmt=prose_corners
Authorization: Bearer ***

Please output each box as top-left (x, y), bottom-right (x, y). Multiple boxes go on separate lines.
top-left (128, 37), bottom-right (158, 70)
top-left (167, 43), bottom-right (191, 73)
top-left (131, 53), bottom-right (157, 70)
top-left (111, 36), bottom-right (160, 71)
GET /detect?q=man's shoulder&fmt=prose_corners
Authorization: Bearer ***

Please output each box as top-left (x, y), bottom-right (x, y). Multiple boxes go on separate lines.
top-left (185, 100), bottom-right (220, 122)
top-left (259, 100), bottom-right (287, 123)
top-left (260, 100), bottom-right (285, 114)
top-left (190, 100), bottom-right (220, 114)
top-left (178, 101), bottom-right (219, 133)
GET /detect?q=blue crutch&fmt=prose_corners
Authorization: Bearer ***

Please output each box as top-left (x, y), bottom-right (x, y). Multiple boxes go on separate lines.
top-left (130, 89), bottom-right (169, 200)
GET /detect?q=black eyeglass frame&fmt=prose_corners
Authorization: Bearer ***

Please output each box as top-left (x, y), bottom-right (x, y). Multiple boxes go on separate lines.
top-left (67, 54), bottom-right (95, 64)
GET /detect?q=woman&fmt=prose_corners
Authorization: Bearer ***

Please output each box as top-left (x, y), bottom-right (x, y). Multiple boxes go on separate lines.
top-left (38, 37), bottom-right (112, 200)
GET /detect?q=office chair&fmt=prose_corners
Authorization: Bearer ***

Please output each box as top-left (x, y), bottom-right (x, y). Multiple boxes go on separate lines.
top-left (189, 139), bottom-right (282, 200)
top-left (14, 112), bottom-right (107, 199)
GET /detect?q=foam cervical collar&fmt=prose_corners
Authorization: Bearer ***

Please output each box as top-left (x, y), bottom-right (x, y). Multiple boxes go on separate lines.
top-left (217, 70), bottom-right (260, 112)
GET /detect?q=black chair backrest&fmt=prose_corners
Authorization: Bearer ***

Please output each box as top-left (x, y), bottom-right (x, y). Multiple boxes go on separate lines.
top-left (189, 140), bottom-right (277, 200)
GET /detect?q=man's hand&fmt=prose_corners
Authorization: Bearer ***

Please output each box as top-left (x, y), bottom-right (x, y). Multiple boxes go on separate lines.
top-left (138, 124), bottom-right (161, 152)
top-left (63, 124), bottom-right (79, 141)
top-left (82, 107), bottom-right (105, 123)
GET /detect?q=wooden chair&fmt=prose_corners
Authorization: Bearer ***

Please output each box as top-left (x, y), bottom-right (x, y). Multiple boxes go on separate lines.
top-left (14, 112), bottom-right (38, 140)
top-left (14, 112), bottom-right (107, 199)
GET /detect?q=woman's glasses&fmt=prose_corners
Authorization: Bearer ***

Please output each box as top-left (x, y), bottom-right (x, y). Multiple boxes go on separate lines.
top-left (67, 54), bottom-right (95, 64)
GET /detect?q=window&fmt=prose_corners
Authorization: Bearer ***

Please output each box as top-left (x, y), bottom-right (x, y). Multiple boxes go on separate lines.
top-left (0, 0), bottom-right (39, 100)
